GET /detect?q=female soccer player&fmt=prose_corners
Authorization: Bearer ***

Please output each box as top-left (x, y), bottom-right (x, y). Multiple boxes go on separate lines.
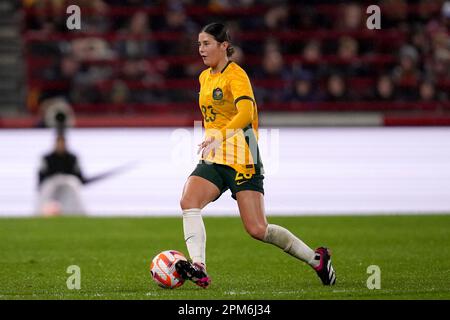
top-left (175, 23), bottom-right (336, 287)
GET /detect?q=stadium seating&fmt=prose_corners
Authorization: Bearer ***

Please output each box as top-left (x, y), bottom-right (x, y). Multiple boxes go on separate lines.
top-left (15, 0), bottom-right (450, 126)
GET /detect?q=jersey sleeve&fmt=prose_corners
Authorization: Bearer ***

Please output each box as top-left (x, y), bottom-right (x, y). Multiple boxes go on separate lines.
top-left (229, 68), bottom-right (255, 105)
top-left (214, 98), bottom-right (254, 142)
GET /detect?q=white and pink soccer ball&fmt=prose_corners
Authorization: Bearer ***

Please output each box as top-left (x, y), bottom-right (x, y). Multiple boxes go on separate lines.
top-left (150, 250), bottom-right (187, 289)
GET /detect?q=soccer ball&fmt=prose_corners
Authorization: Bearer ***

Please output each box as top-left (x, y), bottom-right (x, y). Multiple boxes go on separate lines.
top-left (150, 250), bottom-right (187, 289)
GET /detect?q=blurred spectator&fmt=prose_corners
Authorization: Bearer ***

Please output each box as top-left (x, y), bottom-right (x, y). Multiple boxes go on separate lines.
top-left (410, 24), bottom-right (429, 57)
top-left (380, 0), bottom-right (408, 29)
top-left (426, 0), bottom-right (450, 33)
top-left (121, 58), bottom-right (148, 81)
top-left (392, 45), bottom-right (422, 101)
top-left (336, 2), bottom-right (363, 31)
top-left (116, 58), bottom-right (165, 103)
top-left (37, 134), bottom-right (87, 216)
top-left (301, 40), bottom-right (326, 76)
top-left (40, 54), bottom-right (81, 102)
top-left (285, 72), bottom-right (322, 103)
top-left (253, 45), bottom-right (291, 103)
top-left (371, 75), bottom-right (398, 101)
top-left (324, 73), bottom-right (350, 102)
top-left (109, 80), bottom-right (130, 105)
top-left (71, 37), bottom-right (116, 61)
top-left (428, 30), bottom-right (450, 82)
top-left (69, 62), bottom-right (110, 104)
top-left (25, 0), bottom-right (62, 56)
top-left (303, 40), bottom-right (321, 64)
top-left (429, 49), bottom-right (450, 84)
top-left (162, 0), bottom-right (197, 33)
top-left (289, 5), bottom-right (321, 31)
top-left (66, 32), bottom-right (116, 104)
top-left (264, 5), bottom-right (289, 31)
top-left (441, 1), bottom-right (450, 28)
top-left (45, 55), bottom-right (81, 82)
top-left (338, 37), bottom-right (359, 61)
top-left (336, 36), bottom-right (366, 77)
top-left (419, 80), bottom-right (438, 101)
top-left (25, 0), bottom-right (65, 32)
top-left (159, 1), bottom-right (198, 56)
top-left (81, 0), bottom-right (111, 33)
top-left (117, 11), bottom-right (159, 59)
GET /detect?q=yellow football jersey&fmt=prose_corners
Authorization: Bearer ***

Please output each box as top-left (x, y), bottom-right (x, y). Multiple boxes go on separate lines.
top-left (198, 61), bottom-right (263, 175)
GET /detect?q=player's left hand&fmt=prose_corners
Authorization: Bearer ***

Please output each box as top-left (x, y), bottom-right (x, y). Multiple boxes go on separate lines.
top-left (198, 136), bottom-right (221, 159)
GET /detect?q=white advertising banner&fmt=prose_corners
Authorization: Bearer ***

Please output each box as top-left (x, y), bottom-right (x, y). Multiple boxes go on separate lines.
top-left (1, 127), bottom-right (449, 216)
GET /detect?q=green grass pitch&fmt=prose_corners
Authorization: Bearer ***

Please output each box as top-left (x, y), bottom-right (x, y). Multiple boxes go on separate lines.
top-left (0, 215), bottom-right (449, 300)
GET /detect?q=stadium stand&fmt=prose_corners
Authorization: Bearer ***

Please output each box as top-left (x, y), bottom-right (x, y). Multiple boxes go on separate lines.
top-left (1, 0), bottom-right (449, 126)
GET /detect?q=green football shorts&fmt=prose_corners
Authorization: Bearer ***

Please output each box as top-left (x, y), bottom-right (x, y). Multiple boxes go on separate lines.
top-left (190, 161), bottom-right (264, 200)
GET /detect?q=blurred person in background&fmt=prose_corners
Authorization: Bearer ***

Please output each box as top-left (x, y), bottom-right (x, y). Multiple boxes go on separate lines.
top-left (24, 0), bottom-right (67, 32)
top-left (34, 97), bottom-right (86, 216)
top-left (410, 25), bottom-right (429, 58)
top-left (159, 0), bottom-right (198, 56)
top-left (419, 80), bottom-right (438, 101)
top-left (50, 54), bottom-right (81, 83)
top-left (24, 0), bottom-right (62, 56)
top-left (336, 2), bottom-right (363, 31)
top-left (34, 54), bottom-right (81, 105)
top-left (116, 58), bottom-right (166, 104)
top-left (117, 10), bottom-right (159, 59)
top-left (81, 0), bottom-right (111, 33)
top-left (425, 24), bottom-right (448, 88)
top-left (371, 74), bottom-right (398, 101)
top-left (253, 40), bottom-right (291, 103)
top-left (324, 73), bottom-right (350, 102)
top-left (336, 36), bottom-right (367, 77)
top-left (108, 79), bottom-right (130, 106)
top-left (337, 36), bottom-right (359, 61)
top-left (426, 28), bottom-right (450, 84)
top-left (380, 0), bottom-right (408, 29)
top-left (289, 4), bottom-right (320, 31)
top-left (301, 40), bottom-right (326, 76)
top-left (68, 33), bottom-right (116, 104)
top-left (263, 4), bottom-right (289, 31)
top-left (392, 45), bottom-right (422, 101)
top-left (426, 0), bottom-right (450, 33)
top-left (71, 37), bottom-right (116, 61)
top-left (36, 134), bottom-right (87, 216)
top-left (285, 71), bottom-right (322, 103)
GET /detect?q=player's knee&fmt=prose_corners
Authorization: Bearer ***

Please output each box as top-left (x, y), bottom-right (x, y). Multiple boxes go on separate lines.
top-left (245, 223), bottom-right (267, 241)
top-left (180, 195), bottom-right (201, 211)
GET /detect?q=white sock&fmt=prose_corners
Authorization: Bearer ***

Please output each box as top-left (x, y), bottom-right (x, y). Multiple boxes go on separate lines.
top-left (182, 208), bottom-right (206, 265)
top-left (263, 224), bottom-right (319, 268)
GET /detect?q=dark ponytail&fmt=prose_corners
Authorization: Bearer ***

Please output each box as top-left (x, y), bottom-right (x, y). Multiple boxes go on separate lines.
top-left (201, 22), bottom-right (235, 57)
